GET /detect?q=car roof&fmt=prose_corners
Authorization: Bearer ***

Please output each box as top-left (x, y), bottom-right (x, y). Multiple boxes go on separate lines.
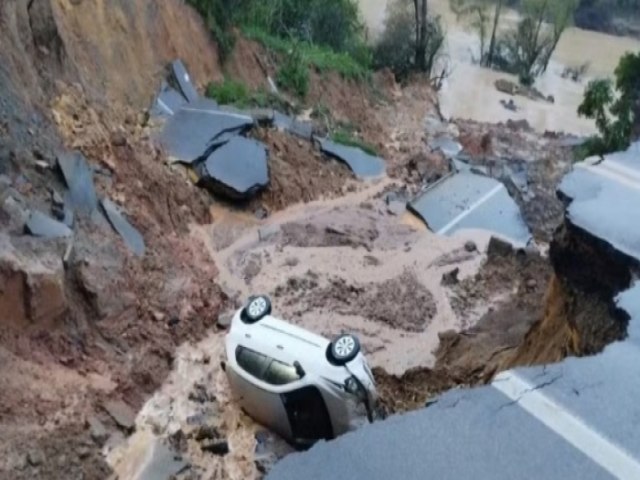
top-left (226, 310), bottom-right (354, 383)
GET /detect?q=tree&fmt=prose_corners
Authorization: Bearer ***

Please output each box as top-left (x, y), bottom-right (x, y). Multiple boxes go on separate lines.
top-left (450, 0), bottom-right (503, 66)
top-left (578, 52), bottom-right (640, 155)
top-left (414, 0), bottom-right (429, 71)
top-left (374, 0), bottom-right (445, 80)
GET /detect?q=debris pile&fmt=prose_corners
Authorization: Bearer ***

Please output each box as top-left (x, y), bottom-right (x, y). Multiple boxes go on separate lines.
top-left (153, 60), bottom-right (387, 200)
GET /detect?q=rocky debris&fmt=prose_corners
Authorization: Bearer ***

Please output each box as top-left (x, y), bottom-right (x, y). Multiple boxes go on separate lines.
top-left (441, 268), bottom-right (460, 286)
top-left (464, 241), bottom-right (477, 253)
top-left (487, 236), bottom-right (515, 258)
top-left (286, 270), bottom-right (437, 332)
top-left (103, 400), bottom-right (136, 432)
top-left (26, 449), bottom-right (45, 467)
top-left (494, 79), bottom-right (552, 103)
top-left (318, 138), bottom-right (385, 178)
top-left (0, 236), bottom-right (68, 327)
top-left (192, 425), bottom-right (229, 456)
top-left (216, 310), bottom-right (233, 329)
top-left (86, 417), bottom-right (109, 446)
top-left (188, 383), bottom-right (216, 404)
top-left (430, 136), bottom-right (462, 158)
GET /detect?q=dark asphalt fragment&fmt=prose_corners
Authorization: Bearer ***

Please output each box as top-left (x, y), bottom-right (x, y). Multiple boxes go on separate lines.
top-left (100, 199), bottom-right (145, 256)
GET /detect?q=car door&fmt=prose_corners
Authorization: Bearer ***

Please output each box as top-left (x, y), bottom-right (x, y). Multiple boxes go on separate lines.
top-left (228, 347), bottom-right (302, 439)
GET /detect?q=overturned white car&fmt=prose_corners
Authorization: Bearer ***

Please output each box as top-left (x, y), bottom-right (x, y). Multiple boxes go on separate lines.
top-left (223, 295), bottom-right (377, 445)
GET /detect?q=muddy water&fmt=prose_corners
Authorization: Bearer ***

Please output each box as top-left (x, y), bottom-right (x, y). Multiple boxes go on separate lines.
top-left (359, 0), bottom-right (640, 135)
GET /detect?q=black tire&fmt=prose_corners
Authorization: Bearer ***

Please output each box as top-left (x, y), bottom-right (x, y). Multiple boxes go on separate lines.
top-left (329, 334), bottom-right (360, 365)
top-left (244, 295), bottom-right (271, 322)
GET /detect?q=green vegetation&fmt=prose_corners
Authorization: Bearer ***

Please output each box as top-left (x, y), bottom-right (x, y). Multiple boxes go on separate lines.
top-left (331, 129), bottom-right (379, 156)
top-left (244, 27), bottom-right (371, 81)
top-left (187, 0), bottom-right (371, 96)
top-left (206, 78), bottom-right (250, 105)
top-left (454, 0), bottom-right (578, 85)
top-left (205, 78), bottom-right (291, 110)
top-left (578, 52), bottom-right (640, 156)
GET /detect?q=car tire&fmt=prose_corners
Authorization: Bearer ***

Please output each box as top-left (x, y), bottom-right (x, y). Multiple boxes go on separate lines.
top-left (329, 334), bottom-right (360, 365)
top-left (244, 295), bottom-right (271, 322)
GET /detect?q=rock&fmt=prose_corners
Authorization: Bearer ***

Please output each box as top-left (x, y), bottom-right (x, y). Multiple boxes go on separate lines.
top-left (194, 425), bottom-right (220, 442)
top-left (255, 206), bottom-right (269, 220)
top-left (111, 132), bottom-right (127, 147)
top-left (27, 449), bottom-right (45, 466)
top-left (200, 439), bottom-right (229, 456)
top-left (189, 383), bottom-right (216, 404)
top-left (283, 257), bottom-right (299, 267)
top-left (51, 190), bottom-right (64, 206)
top-left (8, 453), bottom-right (28, 470)
top-left (86, 416), bottom-right (109, 446)
top-left (464, 241), bottom-right (477, 252)
top-left (216, 311), bottom-right (233, 330)
top-left (487, 236), bottom-right (514, 258)
top-left (258, 225), bottom-right (279, 242)
top-left (386, 200), bottom-right (405, 216)
top-left (526, 278), bottom-right (538, 289)
top-left (76, 446), bottom-right (91, 459)
top-left (103, 400), bottom-right (136, 431)
top-left (441, 268), bottom-right (460, 286)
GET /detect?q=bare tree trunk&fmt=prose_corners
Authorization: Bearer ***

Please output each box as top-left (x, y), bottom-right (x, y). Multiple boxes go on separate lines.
top-left (486, 0), bottom-right (503, 67)
top-left (414, 0), bottom-right (428, 70)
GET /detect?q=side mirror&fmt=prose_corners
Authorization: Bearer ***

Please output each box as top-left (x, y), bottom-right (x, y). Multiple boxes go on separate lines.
top-left (293, 361), bottom-right (306, 378)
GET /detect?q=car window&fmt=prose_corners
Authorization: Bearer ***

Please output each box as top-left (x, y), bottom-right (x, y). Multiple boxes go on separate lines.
top-left (236, 346), bottom-right (271, 380)
top-left (264, 359), bottom-right (301, 385)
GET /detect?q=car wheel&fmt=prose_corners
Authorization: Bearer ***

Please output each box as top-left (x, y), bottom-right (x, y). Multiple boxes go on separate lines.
top-left (329, 334), bottom-right (360, 364)
top-left (244, 295), bottom-right (271, 322)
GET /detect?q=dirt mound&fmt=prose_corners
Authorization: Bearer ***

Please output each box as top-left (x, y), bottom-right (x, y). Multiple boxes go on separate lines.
top-left (253, 129), bottom-right (354, 212)
top-left (281, 271), bottom-right (437, 332)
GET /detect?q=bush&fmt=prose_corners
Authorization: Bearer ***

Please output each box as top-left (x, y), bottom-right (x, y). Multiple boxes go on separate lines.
top-left (206, 78), bottom-right (250, 105)
top-left (276, 42), bottom-right (310, 97)
top-left (245, 27), bottom-right (370, 80)
top-left (373, 0), bottom-right (444, 81)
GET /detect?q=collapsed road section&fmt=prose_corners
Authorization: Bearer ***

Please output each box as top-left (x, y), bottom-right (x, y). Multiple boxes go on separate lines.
top-left (152, 60), bottom-right (387, 200)
top-left (267, 143), bottom-right (640, 480)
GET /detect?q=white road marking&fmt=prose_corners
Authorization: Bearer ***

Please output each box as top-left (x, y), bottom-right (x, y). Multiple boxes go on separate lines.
top-left (156, 98), bottom-right (174, 115)
top-left (493, 371), bottom-right (640, 480)
top-left (179, 106), bottom-right (252, 121)
top-left (437, 183), bottom-right (504, 235)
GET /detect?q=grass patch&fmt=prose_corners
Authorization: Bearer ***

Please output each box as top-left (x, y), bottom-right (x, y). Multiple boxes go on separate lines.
top-left (206, 78), bottom-right (292, 111)
top-left (331, 129), bottom-right (379, 156)
top-left (243, 27), bottom-right (370, 81)
top-left (206, 78), bottom-right (250, 105)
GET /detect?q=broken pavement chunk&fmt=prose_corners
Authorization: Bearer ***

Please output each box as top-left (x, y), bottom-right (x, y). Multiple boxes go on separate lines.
top-left (318, 138), bottom-right (385, 178)
top-left (431, 136), bottom-right (462, 158)
top-left (25, 211), bottom-right (72, 238)
top-left (408, 171), bottom-right (531, 246)
top-left (100, 199), bottom-right (145, 257)
top-left (196, 136), bottom-right (269, 199)
top-left (273, 112), bottom-right (313, 140)
top-left (149, 81), bottom-right (188, 117)
top-left (56, 151), bottom-right (98, 213)
top-left (159, 108), bottom-right (253, 164)
top-left (170, 59), bottom-right (199, 103)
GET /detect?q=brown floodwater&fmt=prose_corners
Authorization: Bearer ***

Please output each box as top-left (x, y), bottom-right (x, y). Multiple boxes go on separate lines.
top-left (359, 0), bottom-right (640, 135)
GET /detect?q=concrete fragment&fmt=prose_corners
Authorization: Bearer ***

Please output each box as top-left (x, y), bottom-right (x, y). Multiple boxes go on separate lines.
top-left (170, 59), bottom-right (199, 102)
top-left (318, 138), bottom-right (385, 178)
top-left (196, 136), bottom-right (269, 199)
top-left (56, 151), bottom-right (98, 213)
top-left (100, 199), bottom-right (145, 257)
top-left (25, 211), bottom-right (72, 238)
top-left (103, 400), bottom-right (136, 431)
